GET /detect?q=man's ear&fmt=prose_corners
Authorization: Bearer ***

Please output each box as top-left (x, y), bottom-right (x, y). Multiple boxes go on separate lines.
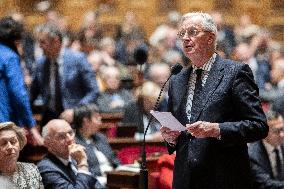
top-left (207, 33), bottom-right (216, 45)
top-left (43, 137), bottom-right (50, 148)
top-left (82, 117), bottom-right (89, 127)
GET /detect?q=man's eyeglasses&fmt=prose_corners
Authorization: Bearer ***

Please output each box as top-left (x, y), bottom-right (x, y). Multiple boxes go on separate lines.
top-left (271, 127), bottom-right (284, 134)
top-left (177, 27), bottom-right (210, 39)
top-left (54, 130), bottom-right (75, 140)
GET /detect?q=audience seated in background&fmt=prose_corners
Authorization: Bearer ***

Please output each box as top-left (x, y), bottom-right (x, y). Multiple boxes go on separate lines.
top-left (210, 11), bottom-right (236, 58)
top-left (249, 108), bottom-right (284, 188)
top-left (232, 42), bottom-right (270, 90)
top-left (0, 122), bottom-right (43, 189)
top-left (96, 66), bottom-right (133, 113)
top-left (147, 63), bottom-right (171, 111)
top-left (121, 81), bottom-right (163, 141)
top-left (37, 119), bottom-right (103, 189)
top-left (260, 57), bottom-right (284, 102)
top-left (73, 104), bottom-right (121, 187)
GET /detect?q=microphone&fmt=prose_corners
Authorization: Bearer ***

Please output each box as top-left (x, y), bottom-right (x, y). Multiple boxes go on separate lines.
top-left (134, 43), bottom-right (148, 65)
top-left (139, 63), bottom-right (183, 189)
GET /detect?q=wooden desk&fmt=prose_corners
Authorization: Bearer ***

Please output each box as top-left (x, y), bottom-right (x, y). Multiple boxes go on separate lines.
top-left (107, 171), bottom-right (139, 189)
top-left (106, 156), bottom-right (161, 189)
top-left (101, 112), bottom-right (124, 126)
top-left (108, 137), bottom-right (165, 151)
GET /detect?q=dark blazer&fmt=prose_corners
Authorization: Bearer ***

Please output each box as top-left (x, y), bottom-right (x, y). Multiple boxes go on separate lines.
top-left (75, 133), bottom-right (120, 176)
top-left (31, 48), bottom-right (99, 110)
top-left (249, 141), bottom-right (284, 189)
top-left (37, 153), bottom-right (101, 189)
top-left (167, 55), bottom-right (268, 189)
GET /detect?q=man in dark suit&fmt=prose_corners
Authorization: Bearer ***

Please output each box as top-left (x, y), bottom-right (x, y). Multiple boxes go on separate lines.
top-left (37, 119), bottom-right (103, 189)
top-left (30, 24), bottom-right (99, 126)
top-left (73, 104), bottom-right (121, 187)
top-left (249, 109), bottom-right (284, 189)
top-left (160, 12), bottom-right (268, 189)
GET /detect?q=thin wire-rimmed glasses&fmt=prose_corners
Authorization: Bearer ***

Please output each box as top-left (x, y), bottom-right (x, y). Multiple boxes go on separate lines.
top-left (177, 27), bottom-right (211, 39)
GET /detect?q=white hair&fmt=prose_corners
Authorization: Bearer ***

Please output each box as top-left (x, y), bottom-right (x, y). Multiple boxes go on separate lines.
top-left (0, 177), bottom-right (17, 189)
top-left (180, 12), bottom-right (217, 34)
top-left (41, 125), bottom-right (50, 139)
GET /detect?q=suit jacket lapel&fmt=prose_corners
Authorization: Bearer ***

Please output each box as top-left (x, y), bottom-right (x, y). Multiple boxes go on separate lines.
top-left (175, 66), bottom-right (192, 115)
top-left (191, 55), bottom-right (225, 122)
top-left (46, 153), bottom-right (74, 182)
top-left (260, 141), bottom-right (275, 177)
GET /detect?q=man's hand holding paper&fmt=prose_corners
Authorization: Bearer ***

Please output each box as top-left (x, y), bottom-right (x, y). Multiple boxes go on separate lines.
top-left (160, 126), bottom-right (180, 144)
top-left (150, 111), bottom-right (185, 144)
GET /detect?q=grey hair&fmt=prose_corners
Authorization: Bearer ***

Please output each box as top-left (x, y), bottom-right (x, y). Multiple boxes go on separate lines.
top-left (41, 125), bottom-right (50, 139)
top-left (180, 12), bottom-right (217, 34)
top-left (37, 23), bottom-right (63, 42)
top-left (179, 12), bottom-right (217, 49)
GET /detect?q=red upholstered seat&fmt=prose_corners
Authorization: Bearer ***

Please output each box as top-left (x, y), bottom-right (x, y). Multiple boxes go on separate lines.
top-left (149, 154), bottom-right (176, 189)
top-left (117, 146), bottom-right (167, 164)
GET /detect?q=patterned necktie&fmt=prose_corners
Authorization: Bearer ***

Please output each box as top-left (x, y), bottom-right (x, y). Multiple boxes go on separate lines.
top-left (190, 69), bottom-right (203, 122)
top-left (274, 148), bottom-right (284, 180)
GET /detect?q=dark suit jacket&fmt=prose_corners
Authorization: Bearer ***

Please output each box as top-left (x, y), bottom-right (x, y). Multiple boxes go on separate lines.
top-left (249, 141), bottom-right (284, 189)
top-left (167, 55), bottom-right (268, 189)
top-left (37, 153), bottom-right (101, 189)
top-left (31, 48), bottom-right (99, 110)
top-left (75, 132), bottom-right (120, 176)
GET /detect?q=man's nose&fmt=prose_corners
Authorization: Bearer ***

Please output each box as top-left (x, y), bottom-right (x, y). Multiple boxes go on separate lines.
top-left (279, 131), bottom-right (284, 138)
top-left (65, 133), bottom-right (74, 143)
top-left (6, 142), bottom-right (15, 151)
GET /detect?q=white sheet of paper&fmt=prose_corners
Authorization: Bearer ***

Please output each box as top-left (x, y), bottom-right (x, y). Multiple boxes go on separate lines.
top-left (150, 110), bottom-right (186, 131)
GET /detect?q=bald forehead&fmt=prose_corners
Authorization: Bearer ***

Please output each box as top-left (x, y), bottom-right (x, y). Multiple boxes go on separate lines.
top-left (46, 119), bottom-right (71, 134)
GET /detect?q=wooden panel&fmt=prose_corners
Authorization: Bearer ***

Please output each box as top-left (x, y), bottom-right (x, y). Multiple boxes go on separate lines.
top-left (108, 137), bottom-right (165, 151)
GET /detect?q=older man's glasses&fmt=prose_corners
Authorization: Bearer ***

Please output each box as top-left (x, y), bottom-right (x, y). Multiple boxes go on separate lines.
top-left (54, 130), bottom-right (75, 140)
top-left (271, 127), bottom-right (284, 134)
top-left (177, 28), bottom-right (210, 39)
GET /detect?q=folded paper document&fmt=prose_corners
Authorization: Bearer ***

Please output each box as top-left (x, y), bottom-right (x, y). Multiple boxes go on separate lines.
top-left (150, 111), bottom-right (186, 131)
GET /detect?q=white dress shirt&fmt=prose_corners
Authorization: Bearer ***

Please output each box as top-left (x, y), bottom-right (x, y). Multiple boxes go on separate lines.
top-left (186, 53), bottom-right (216, 121)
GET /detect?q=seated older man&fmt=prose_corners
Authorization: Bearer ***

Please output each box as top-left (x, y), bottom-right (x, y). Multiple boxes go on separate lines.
top-left (0, 122), bottom-right (43, 189)
top-left (37, 119), bottom-right (104, 189)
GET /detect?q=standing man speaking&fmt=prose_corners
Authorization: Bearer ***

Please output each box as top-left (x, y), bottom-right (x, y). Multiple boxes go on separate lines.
top-left (160, 12), bottom-right (268, 189)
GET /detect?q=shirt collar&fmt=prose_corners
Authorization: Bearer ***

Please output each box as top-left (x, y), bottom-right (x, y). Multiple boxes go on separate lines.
top-left (192, 53), bottom-right (216, 72)
top-left (56, 155), bottom-right (71, 166)
top-left (263, 140), bottom-right (281, 154)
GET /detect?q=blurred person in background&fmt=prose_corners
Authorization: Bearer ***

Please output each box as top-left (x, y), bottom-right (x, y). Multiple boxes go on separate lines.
top-left (232, 42), bottom-right (270, 90)
top-left (30, 23), bottom-right (99, 125)
top-left (0, 122), bottom-right (43, 189)
top-left (73, 104), bottom-right (121, 187)
top-left (260, 57), bottom-right (284, 102)
top-left (147, 63), bottom-right (171, 111)
top-left (0, 17), bottom-right (43, 145)
top-left (121, 81), bottom-right (163, 141)
top-left (210, 11), bottom-right (236, 58)
top-left (96, 66), bottom-right (133, 113)
top-left (249, 108), bottom-right (284, 188)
